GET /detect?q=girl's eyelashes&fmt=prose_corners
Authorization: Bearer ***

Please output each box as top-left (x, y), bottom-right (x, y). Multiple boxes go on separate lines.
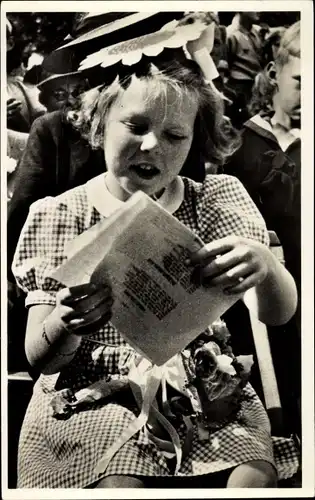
top-left (123, 121), bottom-right (148, 134)
top-left (123, 121), bottom-right (187, 141)
top-left (165, 131), bottom-right (187, 142)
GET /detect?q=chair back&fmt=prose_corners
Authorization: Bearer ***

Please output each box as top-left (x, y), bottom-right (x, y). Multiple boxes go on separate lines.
top-left (248, 230), bottom-right (285, 434)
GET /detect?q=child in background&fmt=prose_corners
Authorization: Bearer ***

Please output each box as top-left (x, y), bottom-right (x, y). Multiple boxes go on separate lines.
top-left (224, 21), bottom-right (301, 438)
top-left (224, 21), bottom-right (301, 320)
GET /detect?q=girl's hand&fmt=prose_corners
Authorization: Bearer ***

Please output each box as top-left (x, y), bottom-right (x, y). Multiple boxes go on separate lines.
top-left (55, 283), bottom-right (114, 335)
top-left (189, 235), bottom-right (270, 294)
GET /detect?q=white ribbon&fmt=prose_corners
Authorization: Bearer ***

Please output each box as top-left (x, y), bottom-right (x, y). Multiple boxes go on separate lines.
top-left (94, 358), bottom-right (183, 475)
top-left (186, 23), bottom-right (219, 82)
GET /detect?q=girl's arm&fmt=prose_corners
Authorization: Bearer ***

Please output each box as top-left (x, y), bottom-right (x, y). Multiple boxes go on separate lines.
top-left (25, 303), bottom-right (82, 375)
top-left (25, 283), bottom-right (113, 375)
top-left (243, 247), bottom-right (297, 326)
top-left (189, 235), bottom-right (297, 327)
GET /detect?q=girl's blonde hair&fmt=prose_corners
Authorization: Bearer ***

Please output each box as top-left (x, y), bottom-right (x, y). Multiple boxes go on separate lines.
top-left (67, 55), bottom-right (240, 166)
top-left (275, 21), bottom-right (300, 68)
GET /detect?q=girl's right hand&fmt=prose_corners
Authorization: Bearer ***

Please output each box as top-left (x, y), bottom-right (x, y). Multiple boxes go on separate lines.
top-left (55, 283), bottom-right (114, 335)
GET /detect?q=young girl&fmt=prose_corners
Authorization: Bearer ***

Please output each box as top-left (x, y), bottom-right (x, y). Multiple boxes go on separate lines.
top-left (12, 50), bottom-right (297, 489)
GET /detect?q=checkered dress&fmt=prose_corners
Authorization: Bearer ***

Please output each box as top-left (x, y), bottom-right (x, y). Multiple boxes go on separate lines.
top-left (13, 175), bottom-right (284, 488)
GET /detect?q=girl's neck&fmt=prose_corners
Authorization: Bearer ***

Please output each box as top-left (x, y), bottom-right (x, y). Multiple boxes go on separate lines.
top-left (104, 173), bottom-right (165, 202)
top-left (151, 188), bottom-right (165, 201)
top-left (104, 173), bottom-right (130, 201)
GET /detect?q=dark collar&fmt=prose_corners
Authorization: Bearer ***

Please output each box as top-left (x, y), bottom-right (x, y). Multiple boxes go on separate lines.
top-left (243, 118), bottom-right (279, 146)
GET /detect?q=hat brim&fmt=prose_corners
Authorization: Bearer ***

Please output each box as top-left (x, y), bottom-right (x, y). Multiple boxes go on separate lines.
top-left (74, 12), bottom-right (132, 36)
top-left (59, 13), bottom-right (159, 49)
top-left (37, 71), bottom-right (83, 90)
top-left (42, 12), bottom-right (184, 74)
top-left (79, 20), bottom-right (208, 72)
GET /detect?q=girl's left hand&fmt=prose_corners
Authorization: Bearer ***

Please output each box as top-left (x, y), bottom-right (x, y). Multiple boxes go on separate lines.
top-left (189, 235), bottom-right (270, 294)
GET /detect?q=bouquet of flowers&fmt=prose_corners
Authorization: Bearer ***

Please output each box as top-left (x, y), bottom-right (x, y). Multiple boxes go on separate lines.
top-left (180, 321), bottom-right (254, 429)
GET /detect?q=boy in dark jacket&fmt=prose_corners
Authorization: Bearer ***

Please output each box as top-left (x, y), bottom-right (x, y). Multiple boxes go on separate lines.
top-left (224, 21), bottom-right (301, 437)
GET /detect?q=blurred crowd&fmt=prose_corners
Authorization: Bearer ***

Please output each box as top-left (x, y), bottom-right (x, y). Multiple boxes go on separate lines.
top-left (6, 11), bottom-right (301, 438)
top-left (7, 12), bottom-right (298, 159)
top-left (6, 12), bottom-right (299, 187)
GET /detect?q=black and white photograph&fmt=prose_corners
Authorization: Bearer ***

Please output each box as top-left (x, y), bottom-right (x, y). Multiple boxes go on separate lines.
top-left (1, 1), bottom-right (314, 498)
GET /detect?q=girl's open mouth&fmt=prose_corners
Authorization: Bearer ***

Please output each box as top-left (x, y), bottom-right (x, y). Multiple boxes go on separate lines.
top-left (130, 164), bottom-right (160, 180)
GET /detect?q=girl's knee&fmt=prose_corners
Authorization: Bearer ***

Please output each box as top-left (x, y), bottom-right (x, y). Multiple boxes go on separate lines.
top-left (94, 474), bottom-right (145, 488)
top-left (227, 460), bottom-right (278, 488)
top-left (253, 460), bottom-right (278, 487)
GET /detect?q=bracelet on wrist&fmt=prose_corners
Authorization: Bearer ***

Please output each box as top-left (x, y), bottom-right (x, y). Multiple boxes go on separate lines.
top-left (42, 319), bottom-right (79, 358)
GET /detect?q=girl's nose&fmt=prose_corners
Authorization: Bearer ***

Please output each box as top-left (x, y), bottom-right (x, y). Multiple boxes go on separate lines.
top-left (140, 131), bottom-right (158, 151)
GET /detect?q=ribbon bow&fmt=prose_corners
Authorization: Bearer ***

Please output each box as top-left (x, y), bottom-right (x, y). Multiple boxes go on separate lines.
top-left (94, 357), bottom-right (187, 475)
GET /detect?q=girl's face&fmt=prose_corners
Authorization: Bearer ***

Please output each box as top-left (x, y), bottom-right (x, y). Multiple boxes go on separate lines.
top-left (275, 55), bottom-right (301, 123)
top-left (103, 78), bottom-right (198, 200)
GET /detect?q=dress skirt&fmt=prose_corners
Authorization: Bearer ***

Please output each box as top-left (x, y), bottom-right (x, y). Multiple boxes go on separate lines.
top-left (18, 375), bottom-right (274, 488)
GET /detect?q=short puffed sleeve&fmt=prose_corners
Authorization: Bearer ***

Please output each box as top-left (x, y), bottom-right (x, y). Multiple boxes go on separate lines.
top-left (195, 174), bottom-right (270, 246)
top-left (12, 196), bottom-right (82, 307)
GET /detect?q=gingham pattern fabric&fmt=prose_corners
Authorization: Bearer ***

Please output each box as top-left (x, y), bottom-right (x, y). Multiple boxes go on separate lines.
top-left (272, 436), bottom-right (301, 480)
top-left (13, 174), bottom-right (289, 488)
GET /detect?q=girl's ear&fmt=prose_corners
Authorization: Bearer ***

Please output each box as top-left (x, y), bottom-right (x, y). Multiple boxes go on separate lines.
top-left (265, 61), bottom-right (277, 84)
